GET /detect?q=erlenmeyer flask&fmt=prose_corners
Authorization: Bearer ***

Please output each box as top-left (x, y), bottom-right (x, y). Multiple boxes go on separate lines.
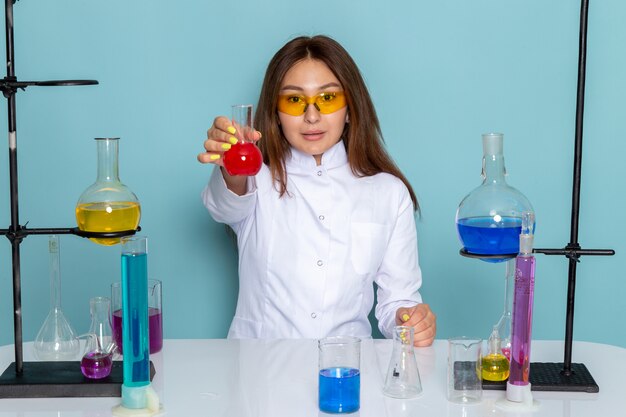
top-left (455, 133), bottom-right (534, 262)
top-left (81, 296), bottom-right (115, 379)
top-left (33, 235), bottom-right (80, 360)
top-left (75, 137), bottom-right (141, 246)
top-left (383, 326), bottom-right (422, 399)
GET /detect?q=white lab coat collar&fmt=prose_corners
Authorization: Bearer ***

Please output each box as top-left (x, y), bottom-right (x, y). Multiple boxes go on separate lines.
top-left (285, 140), bottom-right (348, 173)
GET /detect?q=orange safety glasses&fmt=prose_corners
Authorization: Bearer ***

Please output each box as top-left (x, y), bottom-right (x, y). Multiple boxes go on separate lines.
top-left (277, 91), bottom-right (347, 116)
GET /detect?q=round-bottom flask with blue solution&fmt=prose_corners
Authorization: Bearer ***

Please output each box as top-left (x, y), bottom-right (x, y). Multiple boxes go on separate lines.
top-left (456, 133), bottom-right (534, 262)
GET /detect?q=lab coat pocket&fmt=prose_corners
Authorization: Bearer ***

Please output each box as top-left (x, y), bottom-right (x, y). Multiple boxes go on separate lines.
top-left (350, 222), bottom-right (389, 275)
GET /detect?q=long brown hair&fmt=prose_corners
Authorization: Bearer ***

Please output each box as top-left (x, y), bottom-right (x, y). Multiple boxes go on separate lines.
top-left (255, 35), bottom-right (419, 211)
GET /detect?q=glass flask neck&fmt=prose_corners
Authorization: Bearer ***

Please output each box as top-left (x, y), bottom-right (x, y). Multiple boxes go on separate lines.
top-left (96, 138), bottom-right (120, 182)
top-left (88, 297), bottom-right (112, 351)
top-left (503, 258), bottom-right (515, 318)
top-left (392, 326), bottom-right (415, 351)
top-left (482, 153), bottom-right (507, 184)
top-left (49, 235), bottom-right (61, 310)
top-left (490, 260), bottom-right (515, 350)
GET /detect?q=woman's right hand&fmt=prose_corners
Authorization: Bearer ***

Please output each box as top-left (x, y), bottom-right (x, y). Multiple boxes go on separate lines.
top-left (198, 116), bottom-right (262, 196)
top-left (197, 116), bottom-right (262, 166)
top-left (197, 116), bottom-right (238, 166)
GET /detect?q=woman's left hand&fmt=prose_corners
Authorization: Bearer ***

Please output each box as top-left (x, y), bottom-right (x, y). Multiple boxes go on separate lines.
top-left (395, 304), bottom-right (436, 347)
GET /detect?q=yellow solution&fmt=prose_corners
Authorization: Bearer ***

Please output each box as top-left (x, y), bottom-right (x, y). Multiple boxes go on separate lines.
top-left (481, 353), bottom-right (510, 381)
top-left (76, 201), bottom-right (140, 246)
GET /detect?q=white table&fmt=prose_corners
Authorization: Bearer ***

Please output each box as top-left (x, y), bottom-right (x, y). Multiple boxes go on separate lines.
top-left (0, 339), bottom-right (623, 416)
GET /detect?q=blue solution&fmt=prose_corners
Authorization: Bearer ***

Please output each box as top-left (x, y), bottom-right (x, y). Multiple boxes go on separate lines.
top-left (121, 252), bottom-right (150, 388)
top-left (457, 216), bottom-right (522, 263)
top-left (319, 367), bottom-right (360, 414)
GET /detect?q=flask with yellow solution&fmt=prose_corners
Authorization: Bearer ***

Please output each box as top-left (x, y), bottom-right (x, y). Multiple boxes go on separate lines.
top-left (76, 138), bottom-right (140, 245)
top-left (482, 326), bottom-right (510, 381)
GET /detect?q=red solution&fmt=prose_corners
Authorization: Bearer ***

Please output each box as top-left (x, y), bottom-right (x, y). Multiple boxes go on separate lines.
top-left (112, 307), bottom-right (163, 354)
top-left (223, 142), bottom-right (262, 176)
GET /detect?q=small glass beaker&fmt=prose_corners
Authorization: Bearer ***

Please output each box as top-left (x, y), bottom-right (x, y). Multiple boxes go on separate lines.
top-left (222, 104), bottom-right (263, 176)
top-left (81, 296), bottom-right (115, 379)
top-left (383, 326), bottom-right (422, 398)
top-left (318, 336), bottom-right (361, 414)
top-left (447, 337), bottom-right (483, 404)
top-left (112, 279), bottom-right (163, 354)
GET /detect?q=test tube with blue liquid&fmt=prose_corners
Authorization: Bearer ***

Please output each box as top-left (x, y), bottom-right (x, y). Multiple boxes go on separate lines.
top-left (120, 235), bottom-right (151, 408)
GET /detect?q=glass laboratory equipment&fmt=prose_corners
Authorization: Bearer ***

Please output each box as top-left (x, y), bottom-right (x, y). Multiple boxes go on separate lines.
top-left (318, 336), bottom-right (361, 414)
top-left (507, 212), bottom-right (536, 403)
top-left (456, 133), bottom-right (534, 262)
top-left (120, 235), bottom-right (152, 409)
top-left (383, 326), bottom-right (422, 398)
top-left (481, 326), bottom-right (510, 382)
top-left (112, 279), bottom-right (163, 354)
top-left (494, 258), bottom-right (515, 361)
top-left (481, 258), bottom-right (515, 381)
top-left (447, 337), bottom-right (483, 404)
top-left (222, 104), bottom-right (263, 176)
top-left (33, 235), bottom-right (80, 361)
top-left (75, 137), bottom-right (141, 246)
top-left (81, 296), bottom-right (115, 379)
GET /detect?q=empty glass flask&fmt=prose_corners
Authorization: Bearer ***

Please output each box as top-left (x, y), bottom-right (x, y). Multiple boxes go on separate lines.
top-left (383, 326), bottom-right (422, 399)
top-left (33, 235), bottom-right (80, 361)
top-left (455, 133), bottom-right (534, 262)
top-left (75, 138), bottom-right (140, 246)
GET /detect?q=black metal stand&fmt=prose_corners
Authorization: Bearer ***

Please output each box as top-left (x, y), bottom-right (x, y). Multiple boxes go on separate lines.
top-left (0, 0), bottom-right (139, 398)
top-left (0, 361), bottom-right (155, 398)
top-left (458, 361), bottom-right (599, 393)
top-left (525, 0), bottom-right (615, 393)
top-left (462, 0), bottom-right (614, 393)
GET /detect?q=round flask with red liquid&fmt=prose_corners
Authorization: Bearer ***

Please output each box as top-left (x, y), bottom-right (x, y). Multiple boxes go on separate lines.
top-left (222, 104), bottom-right (262, 176)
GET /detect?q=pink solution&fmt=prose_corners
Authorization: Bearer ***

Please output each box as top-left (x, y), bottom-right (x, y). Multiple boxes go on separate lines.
top-left (81, 351), bottom-right (113, 379)
top-left (509, 254), bottom-right (535, 385)
top-left (112, 307), bottom-right (163, 354)
top-left (501, 347), bottom-right (511, 361)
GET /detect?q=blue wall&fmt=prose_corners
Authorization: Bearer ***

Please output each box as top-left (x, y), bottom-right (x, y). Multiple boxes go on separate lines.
top-left (1, 0), bottom-right (625, 348)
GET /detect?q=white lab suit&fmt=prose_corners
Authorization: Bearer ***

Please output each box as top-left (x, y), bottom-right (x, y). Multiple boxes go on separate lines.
top-left (202, 141), bottom-right (423, 339)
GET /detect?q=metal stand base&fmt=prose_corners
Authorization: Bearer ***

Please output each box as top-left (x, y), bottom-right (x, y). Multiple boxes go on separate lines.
top-left (0, 361), bottom-right (155, 398)
top-left (483, 362), bottom-right (599, 393)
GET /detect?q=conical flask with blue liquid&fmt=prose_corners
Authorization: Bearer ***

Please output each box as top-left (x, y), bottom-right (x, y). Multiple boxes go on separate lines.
top-left (456, 133), bottom-right (534, 262)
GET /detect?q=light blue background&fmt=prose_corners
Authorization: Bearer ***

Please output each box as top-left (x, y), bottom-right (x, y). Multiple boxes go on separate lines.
top-left (1, 0), bottom-right (624, 349)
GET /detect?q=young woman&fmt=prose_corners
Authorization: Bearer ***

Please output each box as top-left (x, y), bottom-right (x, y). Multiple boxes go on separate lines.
top-left (198, 35), bottom-right (436, 346)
